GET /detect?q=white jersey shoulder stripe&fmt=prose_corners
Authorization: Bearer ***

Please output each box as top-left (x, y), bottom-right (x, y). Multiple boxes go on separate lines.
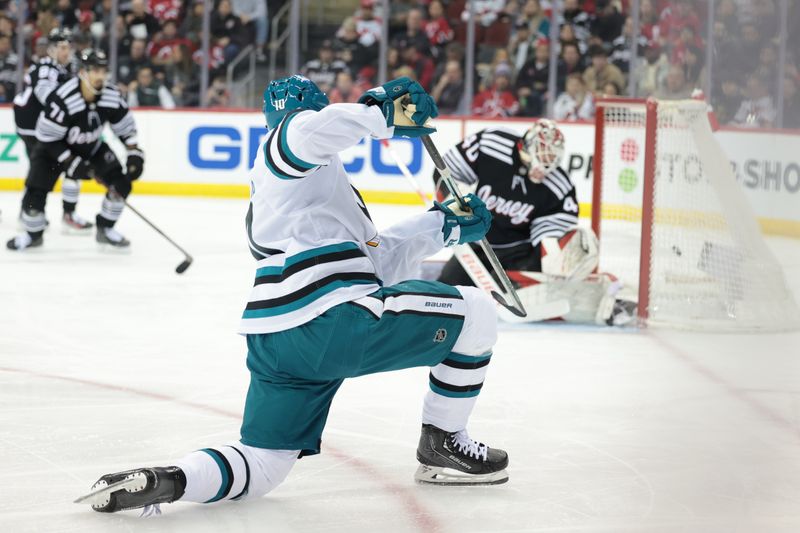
top-left (479, 137), bottom-right (514, 156)
top-left (481, 131), bottom-right (517, 147)
top-left (56, 78), bottom-right (79, 98)
top-left (542, 179), bottom-right (565, 199)
top-left (478, 145), bottom-right (514, 165)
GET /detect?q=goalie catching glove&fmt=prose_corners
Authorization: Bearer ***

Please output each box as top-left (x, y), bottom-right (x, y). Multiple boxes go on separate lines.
top-left (126, 148), bottom-right (145, 180)
top-left (358, 76), bottom-right (438, 138)
top-left (432, 194), bottom-right (492, 247)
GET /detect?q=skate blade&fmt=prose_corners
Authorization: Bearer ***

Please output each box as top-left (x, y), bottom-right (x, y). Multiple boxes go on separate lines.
top-left (414, 465), bottom-right (509, 486)
top-left (96, 242), bottom-right (132, 254)
top-left (74, 476), bottom-right (141, 506)
top-left (62, 225), bottom-right (94, 236)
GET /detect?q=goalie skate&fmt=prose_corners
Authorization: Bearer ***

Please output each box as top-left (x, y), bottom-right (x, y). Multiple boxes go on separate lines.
top-left (75, 466), bottom-right (185, 513)
top-left (415, 424), bottom-right (509, 485)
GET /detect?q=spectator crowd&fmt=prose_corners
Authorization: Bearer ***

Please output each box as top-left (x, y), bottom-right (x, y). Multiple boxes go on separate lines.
top-left (0, 0), bottom-right (798, 128)
top-left (301, 0), bottom-right (800, 128)
top-left (0, 0), bottom-right (273, 108)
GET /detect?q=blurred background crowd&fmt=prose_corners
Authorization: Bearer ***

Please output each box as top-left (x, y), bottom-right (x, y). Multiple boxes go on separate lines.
top-left (0, 0), bottom-right (798, 128)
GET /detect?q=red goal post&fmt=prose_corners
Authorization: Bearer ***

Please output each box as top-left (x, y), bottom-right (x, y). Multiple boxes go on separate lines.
top-left (591, 97), bottom-right (800, 331)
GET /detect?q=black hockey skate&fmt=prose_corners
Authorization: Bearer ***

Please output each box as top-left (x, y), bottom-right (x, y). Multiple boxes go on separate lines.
top-left (96, 226), bottom-right (130, 248)
top-left (6, 234), bottom-right (43, 251)
top-left (415, 424), bottom-right (509, 485)
top-left (75, 466), bottom-right (186, 513)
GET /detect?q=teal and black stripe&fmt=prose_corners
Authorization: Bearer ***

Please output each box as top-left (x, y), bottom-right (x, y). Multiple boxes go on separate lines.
top-left (243, 272), bottom-right (379, 319)
top-left (227, 446), bottom-right (250, 501)
top-left (263, 111), bottom-right (318, 180)
top-left (429, 373), bottom-right (484, 398)
top-left (254, 243), bottom-right (366, 285)
top-left (201, 448), bottom-right (234, 503)
top-left (246, 202), bottom-right (284, 260)
top-left (441, 352), bottom-right (492, 370)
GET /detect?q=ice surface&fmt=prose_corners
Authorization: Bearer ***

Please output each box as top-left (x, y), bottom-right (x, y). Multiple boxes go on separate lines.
top-left (1, 192), bottom-right (799, 533)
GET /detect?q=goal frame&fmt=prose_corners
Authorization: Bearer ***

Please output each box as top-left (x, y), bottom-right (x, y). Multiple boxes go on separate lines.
top-left (591, 97), bottom-right (658, 325)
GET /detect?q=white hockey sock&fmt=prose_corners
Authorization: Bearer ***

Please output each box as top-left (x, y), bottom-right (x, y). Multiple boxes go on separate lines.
top-left (61, 178), bottom-right (80, 206)
top-left (21, 209), bottom-right (46, 233)
top-left (173, 444), bottom-right (298, 503)
top-left (100, 194), bottom-right (124, 222)
top-left (422, 351), bottom-right (491, 432)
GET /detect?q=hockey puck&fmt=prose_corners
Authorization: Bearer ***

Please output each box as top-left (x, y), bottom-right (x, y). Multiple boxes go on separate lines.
top-left (176, 259), bottom-right (193, 274)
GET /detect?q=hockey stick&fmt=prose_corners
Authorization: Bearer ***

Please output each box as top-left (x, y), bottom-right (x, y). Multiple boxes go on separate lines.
top-left (420, 135), bottom-right (527, 317)
top-left (123, 200), bottom-right (193, 274)
top-left (380, 139), bottom-right (431, 204)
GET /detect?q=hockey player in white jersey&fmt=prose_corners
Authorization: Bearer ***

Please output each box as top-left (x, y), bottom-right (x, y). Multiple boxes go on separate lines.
top-left (77, 75), bottom-right (508, 514)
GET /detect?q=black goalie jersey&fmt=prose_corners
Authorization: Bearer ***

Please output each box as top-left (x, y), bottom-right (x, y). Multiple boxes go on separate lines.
top-left (437, 127), bottom-right (579, 268)
top-left (35, 77), bottom-right (138, 162)
top-left (13, 57), bottom-right (73, 136)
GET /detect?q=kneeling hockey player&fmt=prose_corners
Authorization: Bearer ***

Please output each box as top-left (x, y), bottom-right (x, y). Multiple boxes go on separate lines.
top-left (434, 119), bottom-right (636, 325)
top-left (77, 75), bottom-right (509, 515)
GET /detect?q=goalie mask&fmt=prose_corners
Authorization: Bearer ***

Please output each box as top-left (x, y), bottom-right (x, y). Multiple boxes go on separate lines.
top-left (520, 119), bottom-right (565, 183)
top-left (263, 75), bottom-right (330, 129)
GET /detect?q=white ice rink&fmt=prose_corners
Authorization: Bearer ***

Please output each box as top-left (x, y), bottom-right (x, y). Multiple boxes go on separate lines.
top-left (1, 191), bottom-right (799, 533)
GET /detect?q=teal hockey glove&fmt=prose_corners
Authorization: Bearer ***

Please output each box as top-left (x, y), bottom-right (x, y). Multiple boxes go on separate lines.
top-left (432, 193), bottom-right (492, 247)
top-left (358, 76), bottom-right (438, 138)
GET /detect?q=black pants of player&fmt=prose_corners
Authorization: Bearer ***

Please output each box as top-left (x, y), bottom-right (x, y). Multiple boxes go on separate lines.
top-left (22, 142), bottom-right (132, 236)
top-left (437, 242), bottom-right (543, 286)
top-left (19, 134), bottom-right (37, 160)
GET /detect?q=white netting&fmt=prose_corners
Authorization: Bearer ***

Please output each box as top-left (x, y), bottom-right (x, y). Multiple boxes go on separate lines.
top-left (596, 99), bottom-right (800, 331)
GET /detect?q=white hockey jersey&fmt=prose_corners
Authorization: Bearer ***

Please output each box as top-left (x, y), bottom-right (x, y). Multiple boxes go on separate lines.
top-left (239, 103), bottom-right (447, 334)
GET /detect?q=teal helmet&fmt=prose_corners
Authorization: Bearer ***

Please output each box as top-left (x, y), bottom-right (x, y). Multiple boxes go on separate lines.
top-left (262, 75), bottom-right (329, 129)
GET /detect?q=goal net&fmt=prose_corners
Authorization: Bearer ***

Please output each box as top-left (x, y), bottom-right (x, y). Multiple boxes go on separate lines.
top-left (592, 98), bottom-right (799, 331)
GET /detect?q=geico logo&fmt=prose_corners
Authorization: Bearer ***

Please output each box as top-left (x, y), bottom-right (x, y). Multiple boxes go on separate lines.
top-left (187, 126), bottom-right (423, 175)
top-left (67, 126), bottom-right (103, 145)
top-left (188, 126), bottom-right (267, 170)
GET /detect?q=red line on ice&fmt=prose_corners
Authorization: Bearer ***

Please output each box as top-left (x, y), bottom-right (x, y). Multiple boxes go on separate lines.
top-left (0, 365), bottom-right (442, 532)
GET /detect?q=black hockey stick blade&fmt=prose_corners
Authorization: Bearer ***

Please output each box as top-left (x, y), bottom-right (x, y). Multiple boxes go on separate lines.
top-left (176, 257), bottom-right (193, 274)
top-left (491, 291), bottom-right (527, 317)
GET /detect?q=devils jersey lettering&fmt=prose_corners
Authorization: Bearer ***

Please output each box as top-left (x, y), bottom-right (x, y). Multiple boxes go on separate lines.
top-left (439, 128), bottom-right (579, 251)
top-left (13, 57), bottom-right (73, 136)
top-left (35, 77), bottom-right (138, 163)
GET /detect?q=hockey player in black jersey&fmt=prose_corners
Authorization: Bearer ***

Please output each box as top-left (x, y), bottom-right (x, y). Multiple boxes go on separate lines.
top-left (12, 28), bottom-right (92, 232)
top-left (7, 49), bottom-right (145, 251)
top-left (435, 119), bottom-right (636, 325)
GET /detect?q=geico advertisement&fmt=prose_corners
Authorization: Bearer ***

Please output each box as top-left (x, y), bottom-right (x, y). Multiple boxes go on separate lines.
top-left (0, 107), bottom-right (798, 223)
top-left (133, 109), bottom-right (462, 191)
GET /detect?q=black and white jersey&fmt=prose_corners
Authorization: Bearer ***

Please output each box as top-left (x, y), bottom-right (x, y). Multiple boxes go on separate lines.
top-left (438, 127), bottom-right (579, 252)
top-left (35, 77), bottom-right (138, 163)
top-left (13, 57), bottom-right (73, 135)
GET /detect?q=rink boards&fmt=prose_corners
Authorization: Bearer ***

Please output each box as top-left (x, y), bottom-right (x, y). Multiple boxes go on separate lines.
top-left (0, 106), bottom-right (798, 236)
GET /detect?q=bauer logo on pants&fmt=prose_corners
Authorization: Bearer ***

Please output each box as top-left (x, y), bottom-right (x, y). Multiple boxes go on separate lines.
top-left (433, 329), bottom-right (447, 343)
